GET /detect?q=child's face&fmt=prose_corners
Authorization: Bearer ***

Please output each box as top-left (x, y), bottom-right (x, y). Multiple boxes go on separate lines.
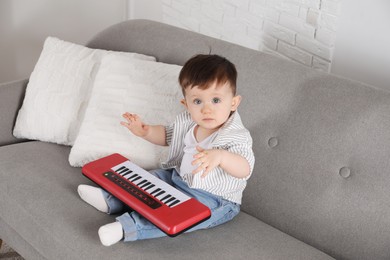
top-left (181, 81), bottom-right (241, 132)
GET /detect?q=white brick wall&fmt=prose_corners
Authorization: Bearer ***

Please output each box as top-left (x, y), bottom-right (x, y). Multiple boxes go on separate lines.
top-left (161, 0), bottom-right (342, 73)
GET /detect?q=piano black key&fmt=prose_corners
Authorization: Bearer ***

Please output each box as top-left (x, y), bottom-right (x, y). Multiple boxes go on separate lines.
top-left (116, 166), bottom-right (126, 173)
top-left (155, 190), bottom-right (165, 197)
top-left (126, 173), bottom-right (137, 180)
top-left (119, 168), bottom-right (131, 175)
top-left (140, 181), bottom-right (151, 189)
top-left (165, 197), bottom-right (176, 204)
top-left (150, 188), bottom-right (161, 196)
top-left (144, 184), bottom-right (155, 191)
top-left (122, 170), bottom-right (133, 178)
top-left (137, 179), bottom-right (147, 187)
top-left (132, 176), bottom-right (142, 182)
top-left (160, 194), bottom-right (171, 203)
top-left (133, 178), bottom-right (146, 186)
top-left (168, 199), bottom-right (181, 207)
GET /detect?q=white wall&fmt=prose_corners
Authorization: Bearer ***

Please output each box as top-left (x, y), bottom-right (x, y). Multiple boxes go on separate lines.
top-left (0, 0), bottom-right (127, 83)
top-left (3, 0), bottom-right (389, 89)
top-left (128, 0), bottom-right (390, 90)
top-left (331, 0), bottom-right (390, 89)
top-left (159, 0), bottom-right (341, 73)
top-left (128, 0), bottom-right (162, 21)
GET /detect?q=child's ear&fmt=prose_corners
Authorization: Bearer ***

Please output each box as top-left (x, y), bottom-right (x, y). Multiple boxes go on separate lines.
top-left (231, 95), bottom-right (242, 111)
top-left (181, 99), bottom-right (188, 109)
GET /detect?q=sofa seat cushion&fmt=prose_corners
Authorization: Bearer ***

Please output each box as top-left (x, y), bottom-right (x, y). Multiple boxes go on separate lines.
top-left (0, 141), bottom-right (333, 259)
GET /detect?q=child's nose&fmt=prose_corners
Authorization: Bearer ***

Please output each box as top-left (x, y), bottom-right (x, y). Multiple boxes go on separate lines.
top-left (201, 103), bottom-right (212, 113)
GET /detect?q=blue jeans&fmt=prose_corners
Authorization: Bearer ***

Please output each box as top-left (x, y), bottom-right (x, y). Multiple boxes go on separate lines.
top-left (102, 168), bottom-right (240, 241)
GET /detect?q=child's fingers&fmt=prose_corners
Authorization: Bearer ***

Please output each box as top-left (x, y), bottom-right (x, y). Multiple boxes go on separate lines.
top-left (191, 158), bottom-right (200, 166)
top-left (192, 156), bottom-right (208, 172)
top-left (193, 152), bottom-right (202, 159)
top-left (122, 112), bottom-right (131, 118)
top-left (192, 154), bottom-right (207, 165)
top-left (122, 114), bottom-right (130, 123)
top-left (196, 145), bottom-right (204, 152)
top-left (192, 164), bottom-right (210, 178)
top-left (201, 168), bottom-right (210, 178)
top-left (193, 147), bottom-right (207, 160)
top-left (120, 121), bottom-right (132, 130)
top-left (131, 114), bottom-right (142, 123)
top-left (122, 113), bottom-right (140, 124)
top-left (192, 165), bottom-right (203, 175)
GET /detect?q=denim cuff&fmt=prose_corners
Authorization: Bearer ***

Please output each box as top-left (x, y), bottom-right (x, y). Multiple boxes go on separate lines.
top-left (116, 213), bottom-right (137, 241)
top-left (101, 189), bottom-right (124, 214)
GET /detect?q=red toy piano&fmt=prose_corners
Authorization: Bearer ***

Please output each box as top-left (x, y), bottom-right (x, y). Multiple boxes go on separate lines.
top-left (82, 153), bottom-right (211, 236)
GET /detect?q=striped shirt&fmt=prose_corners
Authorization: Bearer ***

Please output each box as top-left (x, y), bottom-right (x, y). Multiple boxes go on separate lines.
top-left (161, 111), bottom-right (255, 204)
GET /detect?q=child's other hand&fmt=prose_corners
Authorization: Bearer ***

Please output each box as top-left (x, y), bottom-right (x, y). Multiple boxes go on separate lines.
top-left (120, 112), bottom-right (150, 137)
top-left (192, 146), bottom-right (223, 178)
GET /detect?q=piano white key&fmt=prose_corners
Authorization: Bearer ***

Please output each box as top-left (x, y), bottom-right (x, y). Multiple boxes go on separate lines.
top-left (132, 178), bottom-right (142, 185)
top-left (127, 174), bottom-right (138, 181)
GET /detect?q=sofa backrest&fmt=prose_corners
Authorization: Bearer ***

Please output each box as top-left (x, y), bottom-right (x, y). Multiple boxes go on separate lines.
top-left (88, 20), bottom-right (390, 260)
top-left (0, 79), bottom-right (29, 146)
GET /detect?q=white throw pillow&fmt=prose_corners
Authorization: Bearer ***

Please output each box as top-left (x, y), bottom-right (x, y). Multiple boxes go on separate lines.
top-left (69, 55), bottom-right (184, 169)
top-left (13, 37), bottom-right (156, 145)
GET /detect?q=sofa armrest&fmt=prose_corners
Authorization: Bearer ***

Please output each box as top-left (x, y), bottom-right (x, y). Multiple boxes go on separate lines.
top-left (0, 79), bottom-right (29, 146)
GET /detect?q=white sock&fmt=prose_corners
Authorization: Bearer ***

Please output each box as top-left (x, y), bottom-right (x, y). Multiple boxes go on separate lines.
top-left (78, 185), bottom-right (109, 213)
top-left (98, 222), bottom-right (124, 246)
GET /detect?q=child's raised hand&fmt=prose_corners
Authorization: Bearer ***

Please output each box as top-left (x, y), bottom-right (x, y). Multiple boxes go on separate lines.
top-left (120, 112), bottom-right (150, 137)
top-left (192, 146), bottom-right (223, 178)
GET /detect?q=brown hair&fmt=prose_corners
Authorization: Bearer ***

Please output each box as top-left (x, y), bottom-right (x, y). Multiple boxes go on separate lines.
top-left (178, 54), bottom-right (237, 96)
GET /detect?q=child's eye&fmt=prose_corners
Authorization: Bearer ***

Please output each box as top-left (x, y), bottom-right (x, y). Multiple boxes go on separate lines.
top-left (212, 97), bottom-right (221, 104)
top-left (193, 99), bottom-right (202, 105)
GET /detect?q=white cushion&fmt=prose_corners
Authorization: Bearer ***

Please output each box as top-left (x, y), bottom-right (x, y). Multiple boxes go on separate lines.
top-left (69, 55), bottom-right (184, 169)
top-left (13, 37), bottom-right (156, 145)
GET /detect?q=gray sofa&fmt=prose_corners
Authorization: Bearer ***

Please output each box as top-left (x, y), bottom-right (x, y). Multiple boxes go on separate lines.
top-left (1, 19), bottom-right (389, 260)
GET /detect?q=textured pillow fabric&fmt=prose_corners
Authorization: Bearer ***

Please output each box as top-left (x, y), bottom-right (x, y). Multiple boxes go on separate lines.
top-left (69, 55), bottom-right (184, 169)
top-left (13, 37), bottom-right (156, 145)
